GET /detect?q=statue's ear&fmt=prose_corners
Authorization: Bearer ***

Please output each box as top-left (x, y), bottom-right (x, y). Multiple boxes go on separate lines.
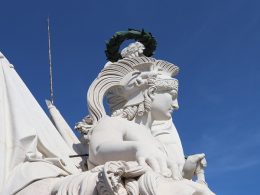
top-left (148, 86), bottom-right (157, 100)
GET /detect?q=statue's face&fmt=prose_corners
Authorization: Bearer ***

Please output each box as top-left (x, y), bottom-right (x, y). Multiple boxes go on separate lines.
top-left (151, 90), bottom-right (178, 121)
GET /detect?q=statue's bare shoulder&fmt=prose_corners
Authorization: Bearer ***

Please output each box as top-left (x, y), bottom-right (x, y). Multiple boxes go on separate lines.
top-left (91, 115), bottom-right (154, 142)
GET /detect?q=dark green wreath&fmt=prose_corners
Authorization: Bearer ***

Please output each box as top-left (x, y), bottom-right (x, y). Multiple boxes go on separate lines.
top-left (105, 29), bottom-right (157, 62)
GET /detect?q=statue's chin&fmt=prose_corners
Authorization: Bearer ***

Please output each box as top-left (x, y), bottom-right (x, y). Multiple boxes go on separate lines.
top-left (154, 114), bottom-right (172, 121)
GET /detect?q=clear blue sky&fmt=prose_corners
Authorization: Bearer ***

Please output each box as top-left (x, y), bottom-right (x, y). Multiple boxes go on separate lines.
top-left (1, 0), bottom-right (260, 194)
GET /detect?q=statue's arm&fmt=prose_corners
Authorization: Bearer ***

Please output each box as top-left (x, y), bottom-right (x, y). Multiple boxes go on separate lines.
top-left (89, 118), bottom-right (182, 179)
top-left (89, 118), bottom-right (139, 165)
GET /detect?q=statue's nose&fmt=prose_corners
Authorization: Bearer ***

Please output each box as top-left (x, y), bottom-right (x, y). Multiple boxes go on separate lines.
top-left (171, 99), bottom-right (179, 110)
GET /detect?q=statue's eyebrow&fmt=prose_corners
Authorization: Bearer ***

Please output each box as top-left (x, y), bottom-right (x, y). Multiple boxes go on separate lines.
top-left (169, 90), bottom-right (178, 98)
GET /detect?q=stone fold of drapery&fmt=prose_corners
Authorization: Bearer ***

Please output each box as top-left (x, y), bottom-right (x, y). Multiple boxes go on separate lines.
top-left (0, 52), bottom-right (83, 194)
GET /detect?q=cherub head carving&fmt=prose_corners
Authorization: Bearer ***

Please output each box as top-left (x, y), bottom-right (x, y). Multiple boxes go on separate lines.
top-left (121, 41), bottom-right (145, 58)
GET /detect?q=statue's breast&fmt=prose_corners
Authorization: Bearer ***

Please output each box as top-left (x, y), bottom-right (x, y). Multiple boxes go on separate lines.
top-left (118, 118), bottom-right (160, 144)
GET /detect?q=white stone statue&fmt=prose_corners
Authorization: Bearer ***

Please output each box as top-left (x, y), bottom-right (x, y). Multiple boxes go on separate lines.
top-left (0, 32), bottom-right (215, 195)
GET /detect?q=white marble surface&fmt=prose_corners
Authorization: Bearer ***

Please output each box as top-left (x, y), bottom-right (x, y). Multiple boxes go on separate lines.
top-left (0, 42), bottom-right (215, 194)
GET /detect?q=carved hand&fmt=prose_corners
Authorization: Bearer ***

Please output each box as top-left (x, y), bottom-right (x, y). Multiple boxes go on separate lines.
top-left (135, 144), bottom-right (182, 180)
top-left (182, 153), bottom-right (206, 181)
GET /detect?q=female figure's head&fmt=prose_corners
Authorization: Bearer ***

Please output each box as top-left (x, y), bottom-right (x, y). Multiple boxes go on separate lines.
top-left (106, 68), bottom-right (179, 121)
top-left (74, 41), bottom-right (179, 139)
top-left (150, 87), bottom-right (179, 121)
top-left (87, 51), bottom-right (180, 123)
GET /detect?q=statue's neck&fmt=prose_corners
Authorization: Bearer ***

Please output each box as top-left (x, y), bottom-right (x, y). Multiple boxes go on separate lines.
top-left (134, 112), bottom-right (153, 129)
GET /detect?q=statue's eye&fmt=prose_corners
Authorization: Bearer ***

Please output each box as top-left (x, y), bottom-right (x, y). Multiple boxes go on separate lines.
top-left (169, 91), bottom-right (178, 99)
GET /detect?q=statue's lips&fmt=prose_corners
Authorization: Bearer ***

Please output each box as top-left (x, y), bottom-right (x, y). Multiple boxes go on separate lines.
top-left (169, 108), bottom-right (174, 113)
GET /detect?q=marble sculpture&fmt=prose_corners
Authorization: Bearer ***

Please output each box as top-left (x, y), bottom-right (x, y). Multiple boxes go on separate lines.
top-left (0, 30), bottom-right (215, 195)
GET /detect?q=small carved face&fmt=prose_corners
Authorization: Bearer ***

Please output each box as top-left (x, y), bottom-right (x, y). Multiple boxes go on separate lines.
top-left (151, 90), bottom-right (179, 121)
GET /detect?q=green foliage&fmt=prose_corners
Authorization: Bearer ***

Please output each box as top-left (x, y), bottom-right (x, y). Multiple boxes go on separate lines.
top-left (105, 29), bottom-right (157, 62)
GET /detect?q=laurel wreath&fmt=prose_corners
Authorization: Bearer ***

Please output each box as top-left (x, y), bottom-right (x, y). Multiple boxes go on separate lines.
top-left (105, 29), bottom-right (157, 62)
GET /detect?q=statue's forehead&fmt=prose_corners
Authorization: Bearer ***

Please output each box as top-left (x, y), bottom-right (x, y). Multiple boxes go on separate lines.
top-left (154, 76), bottom-right (179, 92)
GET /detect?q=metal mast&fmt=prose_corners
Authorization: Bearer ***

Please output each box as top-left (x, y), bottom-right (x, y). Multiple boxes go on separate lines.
top-left (47, 17), bottom-right (54, 104)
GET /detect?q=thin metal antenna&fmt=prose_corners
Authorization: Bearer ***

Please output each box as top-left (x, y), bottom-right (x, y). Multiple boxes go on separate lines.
top-left (47, 17), bottom-right (54, 104)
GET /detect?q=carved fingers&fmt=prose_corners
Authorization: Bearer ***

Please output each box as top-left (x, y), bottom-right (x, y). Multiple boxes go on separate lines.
top-left (187, 153), bottom-right (207, 168)
top-left (146, 157), bottom-right (161, 173)
top-left (137, 155), bottom-right (162, 173)
top-left (157, 157), bottom-right (171, 177)
top-left (195, 153), bottom-right (206, 162)
top-left (137, 156), bottom-right (147, 169)
top-left (200, 156), bottom-right (207, 168)
top-left (167, 159), bottom-right (183, 180)
top-left (183, 153), bottom-right (207, 180)
top-left (136, 145), bottom-right (181, 179)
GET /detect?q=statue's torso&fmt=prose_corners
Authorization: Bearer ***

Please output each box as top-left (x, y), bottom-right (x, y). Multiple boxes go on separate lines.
top-left (88, 116), bottom-right (165, 167)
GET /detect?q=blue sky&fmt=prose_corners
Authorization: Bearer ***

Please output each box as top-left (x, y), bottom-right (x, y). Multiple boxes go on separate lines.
top-left (1, 0), bottom-right (260, 194)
